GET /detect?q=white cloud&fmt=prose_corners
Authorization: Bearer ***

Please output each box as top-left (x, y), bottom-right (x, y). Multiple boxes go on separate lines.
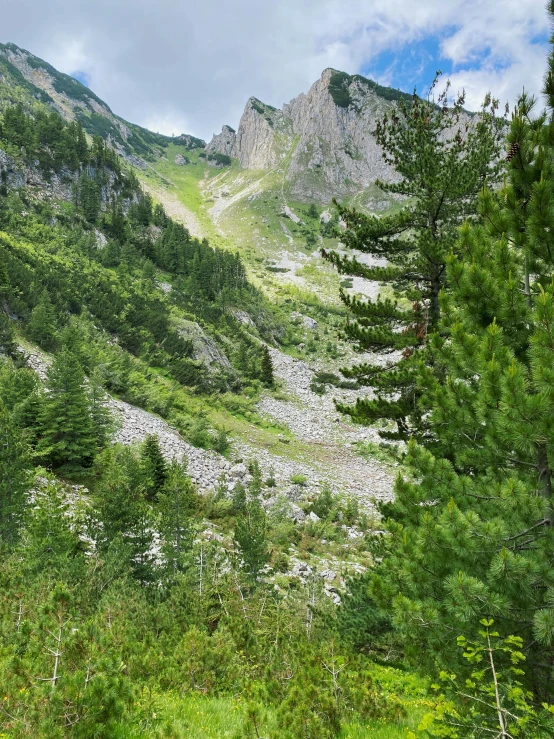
top-left (1, 0), bottom-right (550, 140)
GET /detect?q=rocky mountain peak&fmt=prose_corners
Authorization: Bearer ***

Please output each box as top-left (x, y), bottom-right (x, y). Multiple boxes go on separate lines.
top-left (207, 68), bottom-right (398, 203)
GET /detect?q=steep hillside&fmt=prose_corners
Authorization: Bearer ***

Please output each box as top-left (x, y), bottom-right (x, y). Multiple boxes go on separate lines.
top-left (0, 45), bottom-right (404, 304)
top-left (0, 42), bottom-right (205, 165)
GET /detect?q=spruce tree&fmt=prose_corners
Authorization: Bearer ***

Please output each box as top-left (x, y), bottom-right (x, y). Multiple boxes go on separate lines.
top-left (158, 461), bottom-right (197, 577)
top-left (88, 369), bottom-right (113, 449)
top-left (323, 79), bottom-right (504, 440)
top-left (96, 446), bottom-right (156, 583)
top-left (0, 311), bottom-right (17, 359)
top-left (36, 348), bottom-right (97, 470)
top-left (140, 434), bottom-right (168, 501)
top-left (234, 471), bottom-right (269, 581)
top-left (0, 401), bottom-right (31, 547)
top-left (27, 290), bottom-right (57, 351)
top-left (260, 345), bottom-right (274, 387)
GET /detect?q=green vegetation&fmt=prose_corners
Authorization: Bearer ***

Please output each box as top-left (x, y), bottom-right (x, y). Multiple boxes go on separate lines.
top-left (329, 6), bottom-right (554, 736)
top-left (207, 152), bottom-right (232, 166)
top-left (327, 69), bottom-right (415, 109)
top-left (325, 75), bottom-right (505, 440)
top-left (4, 12), bottom-right (554, 738)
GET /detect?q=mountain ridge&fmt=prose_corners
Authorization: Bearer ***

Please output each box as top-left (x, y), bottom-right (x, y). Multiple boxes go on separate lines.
top-left (206, 67), bottom-right (405, 203)
top-left (0, 42), bottom-right (205, 165)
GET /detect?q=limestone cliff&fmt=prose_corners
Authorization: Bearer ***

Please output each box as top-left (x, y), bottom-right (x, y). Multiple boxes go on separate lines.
top-left (207, 69), bottom-right (407, 203)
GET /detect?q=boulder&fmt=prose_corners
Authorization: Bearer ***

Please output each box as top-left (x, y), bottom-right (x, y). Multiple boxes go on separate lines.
top-left (229, 463), bottom-right (247, 479)
top-left (289, 504), bottom-right (306, 523)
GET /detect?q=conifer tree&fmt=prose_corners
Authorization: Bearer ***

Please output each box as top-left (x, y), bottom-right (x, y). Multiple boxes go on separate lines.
top-left (371, 25), bottom-right (554, 698)
top-left (234, 471), bottom-right (269, 581)
top-left (0, 311), bottom-right (17, 358)
top-left (36, 348), bottom-right (97, 469)
top-left (140, 434), bottom-right (168, 501)
top-left (260, 345), bottom-right (274, 387)
top-left (88, 369), bottom-right (113, 449)
top-left (323, 79), bottom-right (504, 440)
top-left (0, 401), bottom-right (31, 547)
top-left (158, 461), bottom-right (197, 577)
top-left (20, 481), bottom-right (83, 578)
top-left (96, 446), bottom-right (156, 583)
top-left (27, 289), bottom-right (57, 351)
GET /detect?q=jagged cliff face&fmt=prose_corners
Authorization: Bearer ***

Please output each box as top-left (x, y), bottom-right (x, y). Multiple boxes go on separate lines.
top-left (206, 69), bottom-right (402, 203)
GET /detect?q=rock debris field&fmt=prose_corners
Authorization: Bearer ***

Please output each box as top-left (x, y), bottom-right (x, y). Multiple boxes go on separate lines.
top-left (25, 344), bottom-right (395, 509)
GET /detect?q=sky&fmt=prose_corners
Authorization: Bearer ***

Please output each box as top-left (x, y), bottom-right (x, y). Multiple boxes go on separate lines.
top-left (1, 0), bottom-right (551, 141)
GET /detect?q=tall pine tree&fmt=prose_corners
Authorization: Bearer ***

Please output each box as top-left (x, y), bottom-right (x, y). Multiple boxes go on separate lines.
top-left (36, 348), bottom-right (97, 470)
top-left (324, 79), bottom-right (504, 440)
top-left (0, 401), bottom-right (31, 547)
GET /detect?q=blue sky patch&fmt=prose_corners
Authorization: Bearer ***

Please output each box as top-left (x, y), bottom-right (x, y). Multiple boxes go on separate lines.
top-left (362, 33), bottom-right (454, 97)
top-left (362, 28), bottom-right (549, 99)
top-left (71, 70), bottom-right (90, 87)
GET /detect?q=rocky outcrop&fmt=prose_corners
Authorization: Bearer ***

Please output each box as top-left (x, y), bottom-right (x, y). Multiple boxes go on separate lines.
top-left (206, 125), bottom-right (237, 158)
top-left (176, 319), bottom-right (232, 370)
top-left (207, 69), bottom-right (399, 202)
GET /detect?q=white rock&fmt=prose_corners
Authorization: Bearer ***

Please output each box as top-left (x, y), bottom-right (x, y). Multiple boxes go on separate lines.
top-left (229, 463), bottom-right (247, 479)
top-left (289, 504), bottom-right (306, 523)
top-left (320, 569), bottom-right (336, 582)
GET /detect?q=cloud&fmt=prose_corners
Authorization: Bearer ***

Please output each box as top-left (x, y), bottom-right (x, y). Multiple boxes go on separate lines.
top-left (0, 0), bottom-right (550, 140)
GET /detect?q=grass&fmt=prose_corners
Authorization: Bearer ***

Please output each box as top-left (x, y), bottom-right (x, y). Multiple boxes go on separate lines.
top-left (115, 694), bottom-right (245, 738)
top-left (114, 692), bottom-right (426, 738)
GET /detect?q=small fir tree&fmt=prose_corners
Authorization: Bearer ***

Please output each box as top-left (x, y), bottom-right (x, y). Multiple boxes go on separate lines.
top-left (260, 345), bottom-right (274, 387)
top-left (36, 348), bottom-right (97, 469)
top-left (27, 290), bottom-right (57, 351)
top-left (234, 479), bottom-right (269, 580)
top-left (158, 461), bottom-right (197, 577)
top-left (140, 434), bottom-right (168, 500)
top-left (0, 401), bottom-right (31, 547)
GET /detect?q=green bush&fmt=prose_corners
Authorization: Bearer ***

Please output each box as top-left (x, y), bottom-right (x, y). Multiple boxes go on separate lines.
top-left (290, 473), bottom-right (308, 486)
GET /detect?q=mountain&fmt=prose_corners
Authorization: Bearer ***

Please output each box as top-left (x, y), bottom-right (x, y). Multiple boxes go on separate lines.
top-left (0, 43), bottom-right (408, 207)
top-left (0, 42), bottom-right (205, 166)
top-left (206, 68), bottom-right (412, 204)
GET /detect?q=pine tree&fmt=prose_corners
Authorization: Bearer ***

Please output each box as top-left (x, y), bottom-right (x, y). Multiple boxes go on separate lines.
top-left (371, 30), bottom-right (554, 699)
top-left (0, 311), bottom-right (17, 359)
top-left (260, 345), bottom-right (274, 387)
top-left (0, 401), bottom-right (31, 547)
top-left (88, 369), bottom-right (113, 449)
top-left (95, 446), bottom-right (156, 584)
top-left (140, 434), bottom-right (168, 501)
top-left (27, 290), bottom-right (57, 351)
top-left (234, 480), bottom-right (269, 581)
top-left (36, 348), bottom-right (97, 470)
top-left (158, 461), bottom-right (197, 577)
top-left (20, 481), bottom-right (83, 578)
top-left (323, 79), bottom-right (504, 440)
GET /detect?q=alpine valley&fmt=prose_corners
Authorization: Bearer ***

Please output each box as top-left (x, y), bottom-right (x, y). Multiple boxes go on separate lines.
top-left (1, 26), bottom-right (554, 739)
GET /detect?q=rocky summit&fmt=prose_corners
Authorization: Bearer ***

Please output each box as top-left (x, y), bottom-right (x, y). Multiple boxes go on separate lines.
top-left (206, 68), bottom-right (408, 203)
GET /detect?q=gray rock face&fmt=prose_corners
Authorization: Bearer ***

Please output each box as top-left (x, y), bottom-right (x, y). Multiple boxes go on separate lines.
top-left (176, 318), bottom-right (232, 370)
top-left (207, 69), bottom-right (397, 202)
top-left (206, 124), bottom-right (237, 158)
